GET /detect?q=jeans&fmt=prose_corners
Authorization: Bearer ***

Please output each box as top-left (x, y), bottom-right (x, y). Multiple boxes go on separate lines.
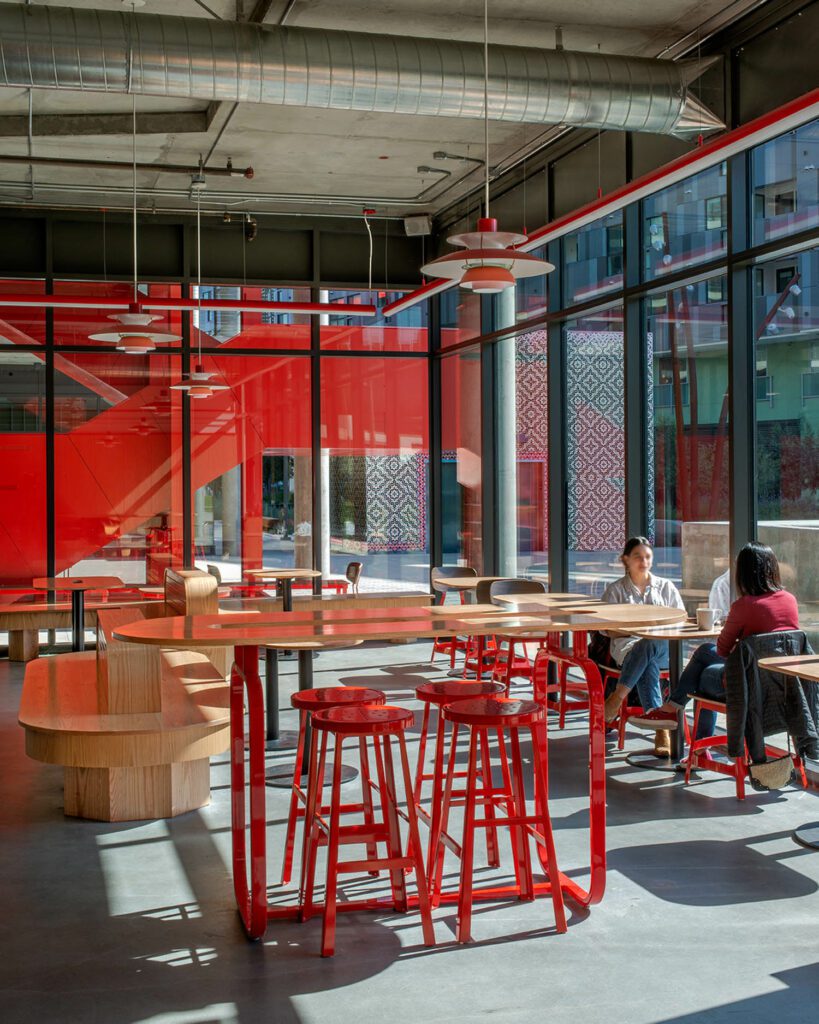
top-left (669, 643), bottom-right (726, 739)
top-left (618, 638), bottom-right (669, 712)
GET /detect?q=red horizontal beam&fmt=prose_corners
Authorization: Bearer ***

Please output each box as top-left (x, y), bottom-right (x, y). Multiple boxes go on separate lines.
top-left (0, 293), bottom-right (377, 317)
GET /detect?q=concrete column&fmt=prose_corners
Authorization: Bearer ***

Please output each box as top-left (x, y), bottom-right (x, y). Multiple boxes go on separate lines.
top-left (221, 464), bottom-right (241, 558)
top-left (496, 288), bottom-right (518, 577)
top-left (194, 487), bottom-right (207, 547)
top-left (294, 455), bottom-right (313, 567)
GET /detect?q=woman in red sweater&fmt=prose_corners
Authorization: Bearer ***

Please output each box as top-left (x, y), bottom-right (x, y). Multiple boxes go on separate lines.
top-left (633, 542), bottom-right (799, 736)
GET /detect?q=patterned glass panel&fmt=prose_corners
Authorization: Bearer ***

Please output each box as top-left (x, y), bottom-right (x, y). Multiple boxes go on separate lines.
top-left (565, 306), bottom-right (625, 595)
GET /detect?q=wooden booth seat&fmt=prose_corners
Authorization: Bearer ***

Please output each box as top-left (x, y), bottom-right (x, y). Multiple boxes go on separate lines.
top-left (18, 570), bottom-right (230, 822)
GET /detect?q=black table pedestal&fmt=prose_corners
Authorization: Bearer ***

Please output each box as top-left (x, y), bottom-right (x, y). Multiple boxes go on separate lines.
top-left (625, 638), bottom-right (687, 773)
top-left (71, 590), bottom-right (85, 653)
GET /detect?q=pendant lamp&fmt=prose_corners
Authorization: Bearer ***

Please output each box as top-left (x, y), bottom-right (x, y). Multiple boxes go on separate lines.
top-left (170, 187), bottom-right (229, 400)
top-left (89, 8), bottom-right (180, 352)
top-left (420, 0), bottom-right (553, 292)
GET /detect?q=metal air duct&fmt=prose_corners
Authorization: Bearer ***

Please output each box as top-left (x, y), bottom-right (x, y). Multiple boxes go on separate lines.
top-left (0, 4), bottom-right (723, 136)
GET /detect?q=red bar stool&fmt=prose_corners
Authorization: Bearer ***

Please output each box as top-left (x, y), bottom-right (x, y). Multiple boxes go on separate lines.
top-left (429, 565), bottom-right (476, 669)
top-left (413, 679), bottom-right (506, 867)
top-left (301, 705), bottom-right (436, 957)
top-left (431, 696), bottom-right (567, 943)
top-left (601, 663), bottom-right (670, 750)
top-left (280, 686), bottom-right (386, 886)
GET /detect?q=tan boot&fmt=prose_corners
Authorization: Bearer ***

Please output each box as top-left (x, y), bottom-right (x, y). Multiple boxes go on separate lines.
top-left (654, 729), bottom-right (672, 758)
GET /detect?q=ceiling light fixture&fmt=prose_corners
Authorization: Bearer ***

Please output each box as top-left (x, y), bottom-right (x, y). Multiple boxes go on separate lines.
top-left (419, 0), bottom-right (553, 294)
top-left (170, 183), bottom-right (229, 400)
top-left (90, 5), bottom-right (181, 352)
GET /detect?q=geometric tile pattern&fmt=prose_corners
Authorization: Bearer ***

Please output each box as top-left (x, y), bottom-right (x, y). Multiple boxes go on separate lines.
top-left (566, 328), bottom-right (626, 550)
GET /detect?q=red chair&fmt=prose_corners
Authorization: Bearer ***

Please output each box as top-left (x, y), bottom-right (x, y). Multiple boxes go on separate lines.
top-left (430, 695), bottom-right (567, 943)
top-left (685, 694), bottom-right (807, 800)
top-left (429, 565), bottom-right (476, 669)
top-left (301, 705), bottom-right (436, 957)
top-left (280, 686), bottom-right (386, 886)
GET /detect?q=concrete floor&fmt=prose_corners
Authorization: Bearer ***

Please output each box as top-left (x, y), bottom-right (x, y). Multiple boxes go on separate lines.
top-left (4, 643), bottom-right (819, 1024)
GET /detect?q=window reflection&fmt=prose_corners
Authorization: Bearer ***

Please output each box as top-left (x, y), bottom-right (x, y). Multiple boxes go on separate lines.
top-left (564, 213), bottom-right (624, 306)
top-left (752, 118), bottom-right (819, 244)
top-left (643, 163), bottom-right (727, 280)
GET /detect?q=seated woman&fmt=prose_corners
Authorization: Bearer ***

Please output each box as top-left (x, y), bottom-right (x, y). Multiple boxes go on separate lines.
top-left (633, 541), bottom-right (799, 736)
top-left (601, 536), bottom-right (686, 757)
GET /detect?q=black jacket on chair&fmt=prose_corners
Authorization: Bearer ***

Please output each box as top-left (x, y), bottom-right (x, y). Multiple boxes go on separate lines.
top-left (724, 630), bottom-right (819, 762)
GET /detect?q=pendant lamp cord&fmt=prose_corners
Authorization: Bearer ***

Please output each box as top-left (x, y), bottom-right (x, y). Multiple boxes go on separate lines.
top-left (363, 210), bottom-right (373, 293)
top-left (483, 0), bottom-right (490, 219)
top-left (196, 189), bottom-right (203, 365)
top-left (129, 2), bottom-right (138, 305)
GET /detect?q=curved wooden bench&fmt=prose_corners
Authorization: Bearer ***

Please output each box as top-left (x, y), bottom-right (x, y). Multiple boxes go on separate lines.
top-left (19, 590), bottom-right (229, 821)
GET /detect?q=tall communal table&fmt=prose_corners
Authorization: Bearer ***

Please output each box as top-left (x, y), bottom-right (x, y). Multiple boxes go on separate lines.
top-left (32, 575), bottom-right (125, 652)
top-left (115, 600), bottom-right (685, 940)
top-left (243, 568), bottom-right (322, 749)
top-left (758, 654), bottom-right (819, 850)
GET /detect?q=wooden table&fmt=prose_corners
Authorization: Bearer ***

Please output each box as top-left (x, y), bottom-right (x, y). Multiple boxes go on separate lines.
top-left (32, 576), bottom-right (125, 652)
top-left (616, 622), bottom-right (720, 771)
top-left (759, 654), bottom-right (819, 850)
top-left (243, 568), bottom-right (322, 611)
top-left (115, 602), bottom-right (625, 939)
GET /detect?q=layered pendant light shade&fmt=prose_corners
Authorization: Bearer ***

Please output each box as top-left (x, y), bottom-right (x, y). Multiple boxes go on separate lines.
top-left (419, 1), bottom-right (554, 292)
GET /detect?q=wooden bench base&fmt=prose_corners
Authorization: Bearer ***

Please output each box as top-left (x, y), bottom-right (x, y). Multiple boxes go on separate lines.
top-left (64, 760), bottom-right (210, 822)
top-left (9, 628), bottom-right (39, 662)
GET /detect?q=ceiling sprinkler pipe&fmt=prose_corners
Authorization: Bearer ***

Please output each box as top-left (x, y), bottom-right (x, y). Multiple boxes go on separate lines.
top-left (0, 152), bottom-right (253, 178)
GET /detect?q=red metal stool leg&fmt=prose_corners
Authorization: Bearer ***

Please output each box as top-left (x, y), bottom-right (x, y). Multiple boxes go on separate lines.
top-left (320, 736), bottom-right (345, 957)
top-left (431, 722), bottom-right (460, 905)
top-left (394, 731), bottom-right (436, 947)
top-left (358, 736), bottom-right (379, 872)
top-left (413, 702), bottom-right (432, 802)
top-left (531, 719), bottom-right (567, 932)
top-left (379, 734), bottom-right (409, 912)
top-left (456, 728), bottom-right (480, 943)
top-left (508, 726), bottom-right (535, 902)
top-left (478, 727), bottom-right (501, 868)
top-left (281, 708), bottom-right (308, 885)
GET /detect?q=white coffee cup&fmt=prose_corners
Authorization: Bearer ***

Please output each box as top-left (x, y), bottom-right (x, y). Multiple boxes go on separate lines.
top-left (696, 607), bottom-right (717, 630)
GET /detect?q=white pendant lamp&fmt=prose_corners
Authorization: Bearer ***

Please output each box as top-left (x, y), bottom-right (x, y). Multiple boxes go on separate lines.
top-left (170, 188), bottom-right (229, 400)
top-left (90, 14), bottom-right (180, 352)
top-left (420, 0), bottom-right (553, 292)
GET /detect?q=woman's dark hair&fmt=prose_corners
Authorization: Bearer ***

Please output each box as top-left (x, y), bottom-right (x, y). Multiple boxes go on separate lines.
top-left (620, 536), bottom-right (652, 566)
top-left (735, 541), bottom-right (782, 597)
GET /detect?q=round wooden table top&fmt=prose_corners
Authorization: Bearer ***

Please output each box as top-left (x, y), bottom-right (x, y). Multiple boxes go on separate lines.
top-left (32, 575), bottom-right (125, 591)
top-left (615, 621), bottom-right (721, 641)
top-left (244, 568), bottom-right (322, 581)
top-left (490, 594), bottom-right (686, 631)
top-left (758, 655), bottom-right (819, 682)
top-left (112, 602), bottom-right (686, 649)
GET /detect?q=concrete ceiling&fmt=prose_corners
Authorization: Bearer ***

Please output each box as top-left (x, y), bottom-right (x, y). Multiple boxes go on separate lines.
top-left (0, 0), bottom-right (761, 222)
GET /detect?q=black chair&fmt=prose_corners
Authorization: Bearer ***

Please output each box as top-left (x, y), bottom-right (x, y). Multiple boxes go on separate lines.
top-left (206, 563), bottom-right (222, 584)
top-left (345, 561), bottom-right (363, 594)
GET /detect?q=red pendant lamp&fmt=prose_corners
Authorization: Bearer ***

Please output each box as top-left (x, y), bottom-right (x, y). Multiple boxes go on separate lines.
top-left (420, 0), bottom-right (553, 292)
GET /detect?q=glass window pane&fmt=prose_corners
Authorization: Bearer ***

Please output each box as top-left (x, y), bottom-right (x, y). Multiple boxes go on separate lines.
top-left (0, 351), bottom-right (46, 584)
top-left (320, 289), bottom-right (428, 351)
top-left (441, 350), bottom-right (482, 570)
top-left (194, 286), bottom-right (311, 350)
top-left (643, 163), bottom-right (727, 281)
top-left (646, 276), bottom-right (730, 611)
top-left (754, 245), bottom-right (819, 647)
top-left (0, 279), bottom-right (46, 346)
top-left (752, 118), bottom-right (819, 245)
top-left (515, 246), bottom-right (549, 323)
top-left (321, 357), bottom-right (429, 590)
top-left (564, 212), bottom-right (624, 306)
top-left (566, 306), bottom-right (624, 594)
top-left (441, 289), bottom-right (481, 349)
top-left (191, 356), bottom-right (312, 582)
top-left (53, 350), bottom-right (183, 584)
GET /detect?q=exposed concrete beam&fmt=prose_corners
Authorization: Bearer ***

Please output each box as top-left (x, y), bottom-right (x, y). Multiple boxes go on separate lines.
top-left (0, 111), bottom-right (210, 138)
top-left (246, 1), bottom-right (276, 24)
